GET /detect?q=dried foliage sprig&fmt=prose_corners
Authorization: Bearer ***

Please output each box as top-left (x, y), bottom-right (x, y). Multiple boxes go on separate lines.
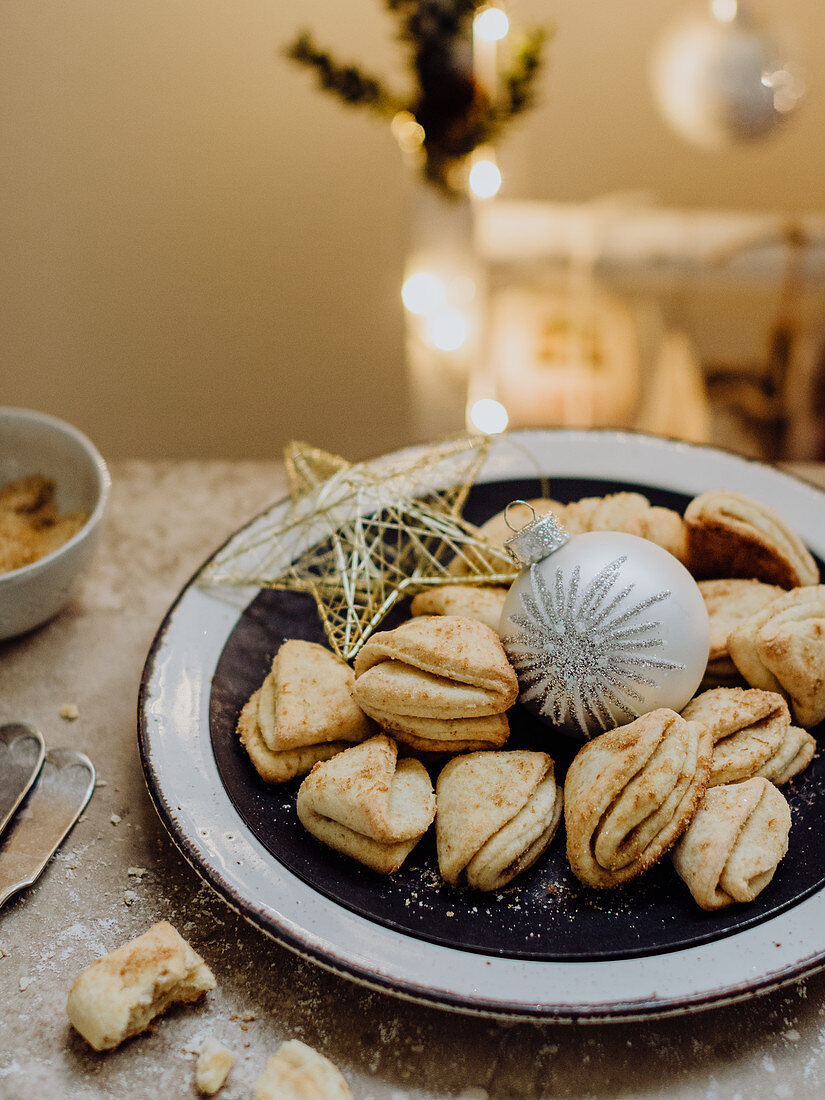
top-left (286, 2), bottom-right (549, 194)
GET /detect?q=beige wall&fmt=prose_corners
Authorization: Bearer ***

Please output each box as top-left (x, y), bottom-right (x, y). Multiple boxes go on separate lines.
top-left (3, 1), bottom-right (824, 461)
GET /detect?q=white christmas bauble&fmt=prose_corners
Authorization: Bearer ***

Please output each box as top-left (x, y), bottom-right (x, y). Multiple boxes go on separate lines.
top-left (650, 8), bottom-right (802, 149)
top-left (499, 516), bottom-right (709, 740)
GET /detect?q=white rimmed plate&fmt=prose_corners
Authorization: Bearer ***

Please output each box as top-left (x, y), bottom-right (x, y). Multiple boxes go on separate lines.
top-left (138, 430), bottom-right (825, 1021)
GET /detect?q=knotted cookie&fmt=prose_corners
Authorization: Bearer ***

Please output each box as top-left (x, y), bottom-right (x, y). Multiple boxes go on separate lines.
top-left (296, 734), bottom-right (436, 874)
top-left (564, 708), bottom-right (712, 889)
top-left (671, 777), bottom-right (791, 911)
top-left (698, 578), bottom-right (785, 685)
top-left (681, 687), bottom-right (815, 787)
top-left (435, 750), bottom-right (562, 891)
top-left (727, 585), bottom-right (825, 727)
top-left (353, 615), bottom-right (518, 753)
top-left (236, 639), bottom-right (374, 784)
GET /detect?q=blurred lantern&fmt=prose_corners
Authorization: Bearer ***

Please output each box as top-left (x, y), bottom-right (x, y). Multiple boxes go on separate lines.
top-left (650, 1), bottom-right (804, 149)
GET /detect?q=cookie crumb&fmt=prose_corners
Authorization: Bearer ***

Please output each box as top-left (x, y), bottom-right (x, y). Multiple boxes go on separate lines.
top-left (196, 1037), bottom-right (234, 1095)
top-left (110, 814), bottom-right (121, 826)
top-left (59, 703), bottom-right (80, 721)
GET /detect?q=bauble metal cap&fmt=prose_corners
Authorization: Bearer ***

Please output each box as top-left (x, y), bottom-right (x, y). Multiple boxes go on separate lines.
top-left (503, 501), bottom-right (569, 567)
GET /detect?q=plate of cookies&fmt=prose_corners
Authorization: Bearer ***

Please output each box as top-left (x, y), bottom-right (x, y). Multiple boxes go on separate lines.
top-left (139, 429), bottom-right (825, 1021)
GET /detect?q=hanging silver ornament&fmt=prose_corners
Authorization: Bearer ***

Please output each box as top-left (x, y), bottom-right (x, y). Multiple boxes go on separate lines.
top-left (498, 503), bottom-right (710, 740)
top-left (650, 1), bottom-right (804, 150)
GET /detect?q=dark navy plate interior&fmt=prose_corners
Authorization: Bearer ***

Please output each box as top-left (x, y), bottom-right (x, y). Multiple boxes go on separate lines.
top-left (208, 477), bottom-right (824, 962)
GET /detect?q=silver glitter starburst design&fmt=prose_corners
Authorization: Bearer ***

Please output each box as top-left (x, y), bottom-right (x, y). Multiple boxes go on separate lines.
top-left (502, 554), bottom-right (684, 737)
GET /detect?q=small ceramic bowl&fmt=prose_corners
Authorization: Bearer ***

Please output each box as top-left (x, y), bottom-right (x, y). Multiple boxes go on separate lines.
top-left (0, 407), bottom-right (110, 640)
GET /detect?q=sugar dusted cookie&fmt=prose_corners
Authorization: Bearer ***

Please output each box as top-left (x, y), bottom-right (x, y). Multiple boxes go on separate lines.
top-left (254, 1039), bottom-right (352, 1100)
top-left (353, 615), bottom-right (518, 753)
top-left (297, 734), bottom-right (436, 874)
top-left (564, 709), bottom-right (712, 889)
top-left (237, 639), bottom-right (374, 783)
top-left (684, 490), bottom-right (819, 588)
top-left (436, 750), bottom-right (562, 891)
top-left (671, 777), bottom-right (791, 911)
top-left (698, 578), bottom-right (785, 684)
top-left (357, 709), bottom-right (511, 755)
top-left (561, 491), bottom-right (686, 561)
top-left (410, 584), bottom-right (507, 633)
top-left (66, 921), bottom-right (216, 1051)
top-left (681, 687), bottom-right (815, 787)
top-left (727, 585), bottom-right (825, 727)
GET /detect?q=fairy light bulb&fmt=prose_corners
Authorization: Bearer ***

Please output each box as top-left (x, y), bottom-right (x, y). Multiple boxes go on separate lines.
top-left (468, 398), bottom-right (509, 434)
top-left (402, 272), bottom-right (446, 315)
top-left (711, 0), bottom-right (738, 23)
top-left (474, 7), bottom-right (510, 42)
top-left (427, 309), bottom-right (468, 352)
top-left (469, 158), bottom-right (502, 199)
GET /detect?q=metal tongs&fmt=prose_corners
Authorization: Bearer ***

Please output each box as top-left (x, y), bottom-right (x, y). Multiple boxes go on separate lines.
top-left (0, 723), bottom-right (95, 910)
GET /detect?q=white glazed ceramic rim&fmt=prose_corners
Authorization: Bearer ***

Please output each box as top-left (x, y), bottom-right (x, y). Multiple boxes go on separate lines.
top-left (138, 429), bottom-right (825, 1021)
top-left (0, 406), bottom-right (111, 580)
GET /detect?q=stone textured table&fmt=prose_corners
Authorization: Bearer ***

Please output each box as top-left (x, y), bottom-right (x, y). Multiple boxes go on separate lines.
top-left (2, 459), bottom-right (825, 1099)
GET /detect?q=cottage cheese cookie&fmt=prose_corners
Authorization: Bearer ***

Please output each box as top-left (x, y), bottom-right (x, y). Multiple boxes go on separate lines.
top-left (698, 578), bottom-right (785, 684)
top-left (564, 709), bottom-right (712, 889)
top-left (297, 734), bottom-right (435, 874)
top-left (66, 921), bottom-right (215, 1051)
top-left (681, 687), bottom-right (814, 786)
top-left (410, 584), bottom-right (507, 633)
top-left (684, 490), bottom-right (819, 587)
top-left (727, 585), bottom-right (825, 727)
top-left (562, 491), bottom-right (686, 561)
top-left (353, 615), bottom-right (518, 753)
top-left (671, 777), bottom-right (791, 910)
top-left (254, 1039), bottom-right (352, 1100)
top-left (436, 750), bottom-right (562, 891)
top-left (237, 640), bottom-right (374, 783)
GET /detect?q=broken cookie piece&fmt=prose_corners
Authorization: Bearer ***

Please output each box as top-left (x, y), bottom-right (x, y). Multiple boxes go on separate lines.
top-left (196, 1036), bottom-right (234, 1095)
top-left (254, 1039), bottom-right (352, 1100)
top-left (66, 920), bottom-right (215, 1051)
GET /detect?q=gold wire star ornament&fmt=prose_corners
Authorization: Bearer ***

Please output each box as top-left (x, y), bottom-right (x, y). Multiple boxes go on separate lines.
top-left (201, 435), bottom-right (518, 660)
